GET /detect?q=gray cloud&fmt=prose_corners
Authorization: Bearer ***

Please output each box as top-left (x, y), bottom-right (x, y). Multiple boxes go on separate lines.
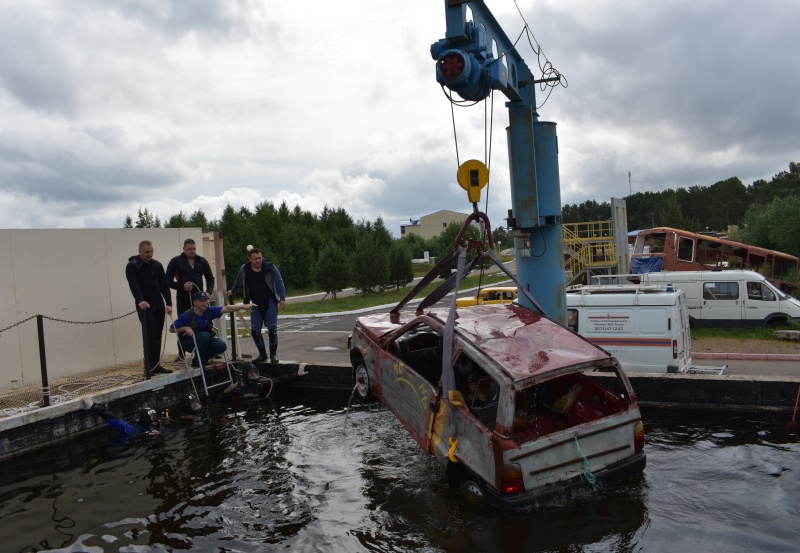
top-left (0, 0), bottom-right (797, 234)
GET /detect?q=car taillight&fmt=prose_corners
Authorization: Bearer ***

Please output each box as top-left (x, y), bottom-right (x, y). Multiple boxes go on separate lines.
top-left (673, 339), bottom-right (678, 359)
top-left (500, 463), bottom-right (525, 494)
top-left (633, 421), bottom-right (645, 452)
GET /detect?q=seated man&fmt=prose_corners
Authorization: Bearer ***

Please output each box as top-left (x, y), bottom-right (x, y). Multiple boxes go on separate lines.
top-left (170, 292), bottom-right (254, 368)
top-left (747, 282), bottom-right (762, 300)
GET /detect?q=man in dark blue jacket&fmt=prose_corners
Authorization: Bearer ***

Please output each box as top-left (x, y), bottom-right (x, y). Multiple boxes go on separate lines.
top-left (228, 248), bottom-right (286, 363)
top-left (126, 240), bottom-right (173, 375)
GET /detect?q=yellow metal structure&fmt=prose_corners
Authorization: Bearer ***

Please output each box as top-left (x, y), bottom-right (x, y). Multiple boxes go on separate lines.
top-left (562, 221), bottom-right (617, 285)
top-left (456, 160), bottom-right (489, 203)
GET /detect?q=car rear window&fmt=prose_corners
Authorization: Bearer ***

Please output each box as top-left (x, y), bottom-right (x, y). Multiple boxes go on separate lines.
top-left (512, 371), bottom-right (630, 443)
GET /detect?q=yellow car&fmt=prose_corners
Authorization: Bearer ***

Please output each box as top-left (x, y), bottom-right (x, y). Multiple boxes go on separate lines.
top-left (455, 287), bottom-right (518, 307)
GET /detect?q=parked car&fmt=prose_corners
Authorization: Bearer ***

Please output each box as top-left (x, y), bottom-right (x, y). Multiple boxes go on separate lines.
top-left (349, 303), bottom-right (646, 512)
top-left (455, 286), bottom-right (518, 307)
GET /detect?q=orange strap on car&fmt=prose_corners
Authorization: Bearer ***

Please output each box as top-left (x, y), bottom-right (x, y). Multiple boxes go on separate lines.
top-left (448, 437), bottom-right (459, 462)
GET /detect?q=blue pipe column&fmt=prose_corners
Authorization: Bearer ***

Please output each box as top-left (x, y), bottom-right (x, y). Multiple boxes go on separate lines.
top-left (507, 94), bottom-right (565, 324)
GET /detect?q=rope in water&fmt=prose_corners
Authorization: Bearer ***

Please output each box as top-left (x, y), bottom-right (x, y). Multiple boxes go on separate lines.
top-left (574, 435), bottom-right (597, 488)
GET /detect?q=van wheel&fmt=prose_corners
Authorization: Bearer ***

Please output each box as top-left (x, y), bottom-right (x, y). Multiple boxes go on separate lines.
top-left (765, 316), bottom-right (788, 328)
top-left (352, 361), bottom-right (373, 403)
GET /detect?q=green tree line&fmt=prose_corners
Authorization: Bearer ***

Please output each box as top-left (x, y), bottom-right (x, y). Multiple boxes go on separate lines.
top-left (561, 161), bottom-right (800, 256)
top-left (125, 203), bottom-right (504, 297)
top-left (124, 161), bottom-right (800, 290)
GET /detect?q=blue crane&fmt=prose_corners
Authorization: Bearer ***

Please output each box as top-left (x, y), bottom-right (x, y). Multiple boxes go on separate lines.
top-left (431, 0), bottom-right (566, 324)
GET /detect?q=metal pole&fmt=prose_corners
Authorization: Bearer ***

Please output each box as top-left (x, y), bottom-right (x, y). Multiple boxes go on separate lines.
top-left (141, 308), bottom-right (151, 380)
top-left (36, 315), bottom-right (50, 407)
top-left (229, 295), bottom-right (238, 360)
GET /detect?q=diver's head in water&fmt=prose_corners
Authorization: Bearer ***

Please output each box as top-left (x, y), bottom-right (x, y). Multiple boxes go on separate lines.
top-left (138, 408), bottom-right (160, 431)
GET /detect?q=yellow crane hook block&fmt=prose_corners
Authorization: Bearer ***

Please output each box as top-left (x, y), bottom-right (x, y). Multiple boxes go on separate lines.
top-left (456, 160), bottom-right (489, 203)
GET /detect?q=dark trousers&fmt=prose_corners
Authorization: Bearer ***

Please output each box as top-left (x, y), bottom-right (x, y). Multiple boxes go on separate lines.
top-left (138, 307), bottom-right (166, 370)
top-left (175, 293), bottom-right (193, 357)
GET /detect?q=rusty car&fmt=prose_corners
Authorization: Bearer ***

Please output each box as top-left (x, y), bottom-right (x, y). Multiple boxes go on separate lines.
top-left (349, 302), bottom-right (646, 511)
top-left (349, 211), bottom-right (646, 510)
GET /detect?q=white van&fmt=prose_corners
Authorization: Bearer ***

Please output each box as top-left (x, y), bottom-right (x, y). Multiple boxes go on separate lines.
top-left (566, 284), bottom-right (692, 374)
top-left (630, 270), bottom-right (800, 328)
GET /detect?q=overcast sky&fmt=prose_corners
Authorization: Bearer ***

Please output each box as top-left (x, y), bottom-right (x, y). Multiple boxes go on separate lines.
top-left (1, 0), bottom-right (797, 235)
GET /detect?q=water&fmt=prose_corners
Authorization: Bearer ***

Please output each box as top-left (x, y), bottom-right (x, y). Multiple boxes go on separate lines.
top-left (1, 394), bottom-right (798, 552)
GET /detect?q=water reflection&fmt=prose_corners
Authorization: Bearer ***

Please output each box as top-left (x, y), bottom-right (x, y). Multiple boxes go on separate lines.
top-left (0, 397), bottom-right (797, 552)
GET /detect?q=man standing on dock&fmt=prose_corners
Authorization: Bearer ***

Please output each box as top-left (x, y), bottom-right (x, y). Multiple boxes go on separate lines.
top-left (228, 247), bottom-right (287, 363)
top-left (126, 240), bottom-right (173, 375)
top-left (166, 238), bottom-right (215, 359)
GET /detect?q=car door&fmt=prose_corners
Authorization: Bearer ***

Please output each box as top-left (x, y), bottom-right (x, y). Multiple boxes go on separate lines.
top-left (446, 347), bottom-right (502, 486)
top-left (744, 280), bottom-right (777, 326)
top-left (699, 280), bottom-right (743, 327)
top-left (376, 322), bottom-right (442, 452)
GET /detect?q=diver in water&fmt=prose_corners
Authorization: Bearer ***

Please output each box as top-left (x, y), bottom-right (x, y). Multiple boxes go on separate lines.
top-left (164, 393), bottom-right (204, 422)
top-left (217, 362), bottom-right (308, 403)
top-left (82, 397), bottom-right (161, 436)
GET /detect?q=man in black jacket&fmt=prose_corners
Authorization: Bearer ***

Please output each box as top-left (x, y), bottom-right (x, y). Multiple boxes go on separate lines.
top-left (166, 238), bottom-right (215, 314)
top-left (126, 240), bottom-right (173, 375)
top-left (166, 238), bottom-right (215, 358)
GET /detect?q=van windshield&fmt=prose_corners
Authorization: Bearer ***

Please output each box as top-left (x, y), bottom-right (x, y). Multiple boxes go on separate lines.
top-left (764, 281), bottom-right (790, 301)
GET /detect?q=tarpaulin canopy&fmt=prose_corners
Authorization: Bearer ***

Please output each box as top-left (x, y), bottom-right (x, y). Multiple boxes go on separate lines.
top-left (631, 257), bottom-right (663, 274)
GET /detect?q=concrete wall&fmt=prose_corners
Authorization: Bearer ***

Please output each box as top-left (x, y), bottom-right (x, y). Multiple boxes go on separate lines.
top-left (0, 228), bottom-right (214, 390)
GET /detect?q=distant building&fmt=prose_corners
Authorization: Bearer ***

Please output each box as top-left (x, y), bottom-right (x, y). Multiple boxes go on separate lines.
top-left (400, 210), bottom-right (470, 240)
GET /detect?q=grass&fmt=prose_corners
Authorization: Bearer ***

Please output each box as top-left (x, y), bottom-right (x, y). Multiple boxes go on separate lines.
top-left (281, 272), bottom-right (512, 315)
top-left (691, 323), bottom-right (800, 341)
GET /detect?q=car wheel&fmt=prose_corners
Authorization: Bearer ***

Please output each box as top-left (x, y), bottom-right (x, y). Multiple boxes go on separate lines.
top-left (449, 464), bottom-right (486, 506)
top-left (352, 361), bottom-right (374, 403)
top-left (459, 474), bottom-right (486, 507)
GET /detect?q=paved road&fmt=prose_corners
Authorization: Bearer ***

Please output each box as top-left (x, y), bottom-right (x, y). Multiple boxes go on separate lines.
top-left (228, 308), bottom-right (800, 378)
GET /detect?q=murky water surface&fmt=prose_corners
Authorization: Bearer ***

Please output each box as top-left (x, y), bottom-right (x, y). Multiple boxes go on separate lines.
top-left (1, 394), bottom-right (798, 552)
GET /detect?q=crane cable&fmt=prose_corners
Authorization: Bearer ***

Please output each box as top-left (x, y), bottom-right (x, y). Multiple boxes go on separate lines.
top-left (445, 86), bottom-right (496, 295)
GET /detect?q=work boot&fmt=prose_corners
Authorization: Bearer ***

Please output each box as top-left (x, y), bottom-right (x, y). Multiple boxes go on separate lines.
top-left (269, 345), bottom-right (278, 364)
top-left (255, 346), bottom-right (268, 363)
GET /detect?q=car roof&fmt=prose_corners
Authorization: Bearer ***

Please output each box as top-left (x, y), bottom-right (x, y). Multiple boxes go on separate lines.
top-left (480, 286), bottom-right (517, 292)
top-left (357, 303), bottom-right (611, 381)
